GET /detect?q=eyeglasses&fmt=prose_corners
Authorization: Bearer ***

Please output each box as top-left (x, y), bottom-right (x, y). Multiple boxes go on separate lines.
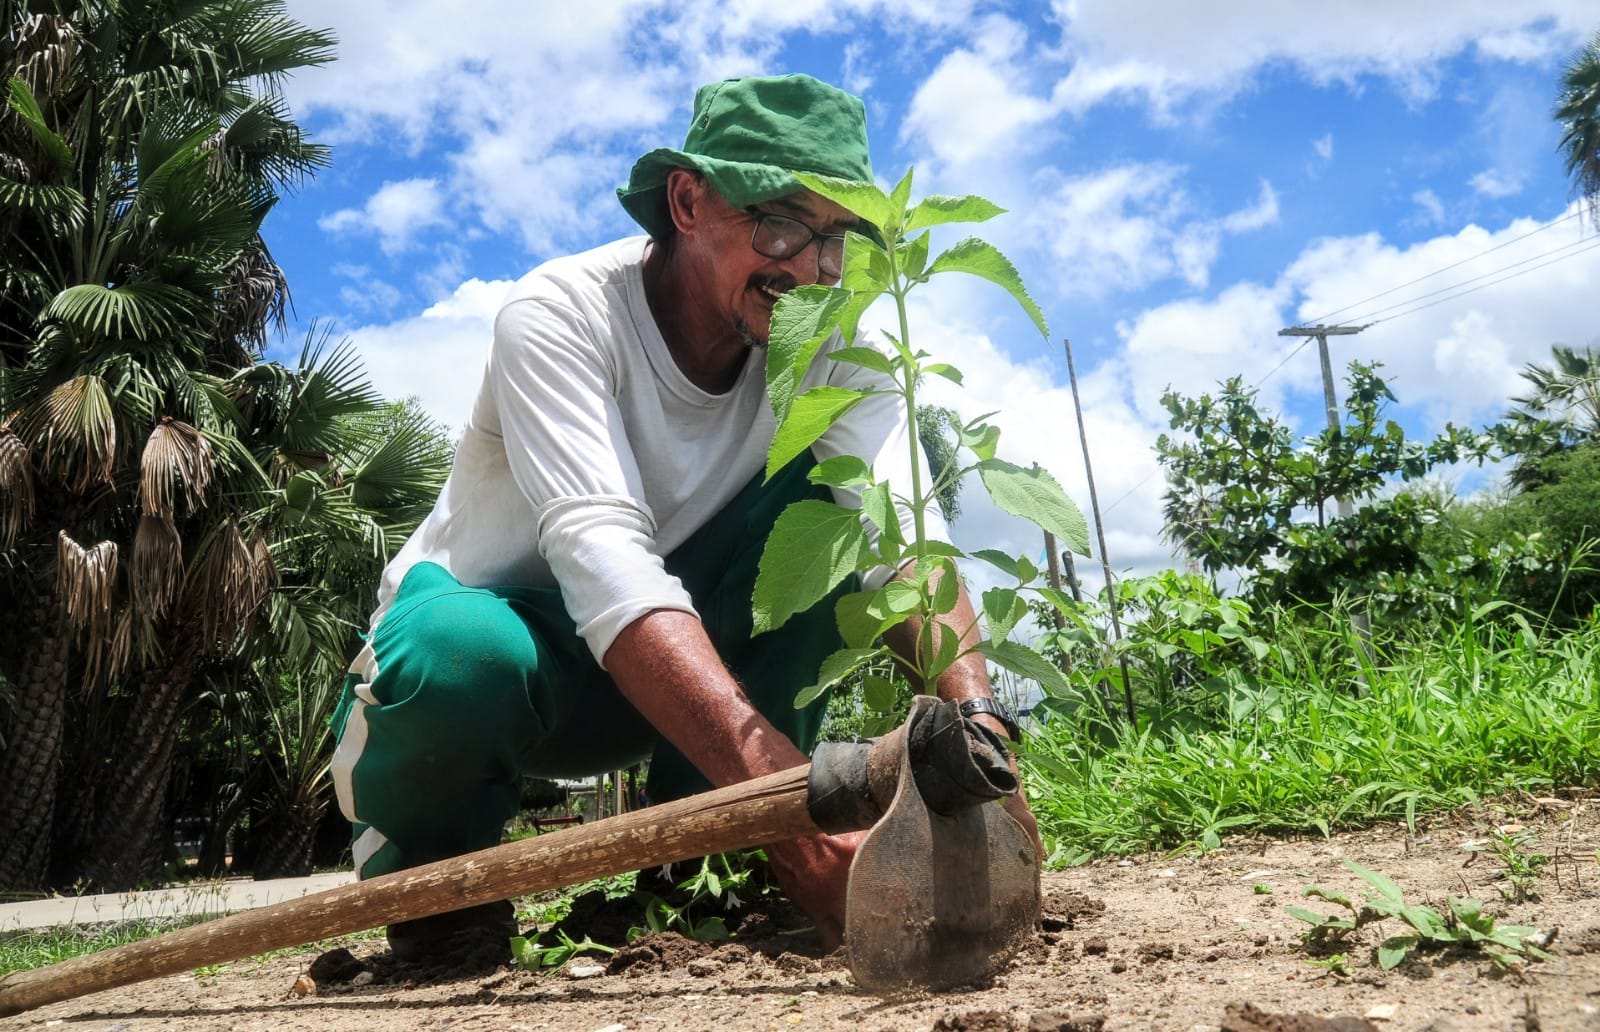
top-left (745, 208), bottom-right (847, 280)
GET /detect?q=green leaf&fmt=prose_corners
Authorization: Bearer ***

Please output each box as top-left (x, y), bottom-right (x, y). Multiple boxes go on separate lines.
top-left (753, 500), bottom-right (871, 634)
top-left (1284, 906), bottom-right (1332, 926)
top-left (793, 172), bottom-right (893, 233)
top-left (835, 589), bottom-right (883, 648)
top-left (982, 587), bottom-right (1028, 642)
top-left (889, 167), bottom-right (914, 226)
top-left (976, 640), bottom-right (1068, 697)
top-left (874, 579), bottom-right (924, 616)
top-left (808, 455), bottom-right (873, 489)
top-left (977, 460), bottom-right (1090, 555)
top-left (971, 548), bottom-right (1037, 582)
top-left (860, 481), bottom-right (904, 547)
top-left (7, 80), bottom-right (72, 173)
top-left (794, 646), bottom-right (883, 708)
top-left (767, 386), bottom-right (867, 481)
top-left (923, 363), bottom-right (963, 385)
top-left (767, 286), bottom-right (851, 426)
top-left (930, 559), bottom-right (960, 615)
top-left (692, 916), bottom-right (731, 941)
top-left (1343, 861), bottom-right (1404, 903)
top-left (1378, 936), bottom-right (1418, 970)
top-left (901, 232), bottom-right (931, 279)
top-left (906, 194), bottom-right (1006, 232)
top-left (829, 346), bottom-right (894, 374)
top-left (863, 673), bottom-right (898, 712)
top-left (957, 421), bottom-right (1000, 461)
top-left (926, 238), bottom-right (1048, 339)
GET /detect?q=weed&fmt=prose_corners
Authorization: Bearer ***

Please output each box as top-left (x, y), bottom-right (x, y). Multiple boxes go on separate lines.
top-left (510, 929), bottom-right (615, 971)
top-left (1288, 861), bottom-right (1557, 970)
top-left (1465, 828), bottom-right (1549, 902)
top-left (629, 850), bottom-right (772, 943)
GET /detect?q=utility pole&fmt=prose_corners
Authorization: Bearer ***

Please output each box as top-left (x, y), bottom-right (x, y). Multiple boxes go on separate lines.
top-left (1277, 324), bottom-right (1366, 520)
top-left (1277, 323), bottom-right (1374, 684)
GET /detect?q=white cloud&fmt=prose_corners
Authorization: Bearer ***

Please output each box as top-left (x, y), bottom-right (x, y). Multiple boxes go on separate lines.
top-left (345, 278), bottom-right (515, 429)
top-left (1046, 1), bottom-right (1595, 111)
top-left (1029, 165), bottom-right (1279, 296)
top-left (1313, 134), bottom-right (1334, 161)
top-left (1411, 189), bottom-right (1447, 227)
top-left (901, 16), bottom-right (1058, 168)
top-left (1470, 170), bottom-right (1524, 198)
top-left (319, 178), bottom-right (448, 254)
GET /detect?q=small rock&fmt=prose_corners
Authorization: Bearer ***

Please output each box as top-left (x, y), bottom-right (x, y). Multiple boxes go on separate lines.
top-left (308, 946), bottom-right (365, 984)
top-left (686, 958), bottom-right (720, 977)
top-left (1463, 1006), bottom-right (1479, 1016)
top-left (1364, 1004), bottom-right (1398, 1021)
top-left (1420, 1018), bottom-right (1461, 1032)
top-left (351, 970), bottom-right (375, 987)
top-left (1157, 869), bottom-right (1177, 878)
top-left (568, 963), bottom-right (607, 979)
top-left (1109, 959), bottom-right (1127, 973)
top-left (290, 974), bottom-right (315, 998)
top-left (1083, 938), bottom-right (1108, 955)
top-left (590, 1025), bottom-right (627, 1032)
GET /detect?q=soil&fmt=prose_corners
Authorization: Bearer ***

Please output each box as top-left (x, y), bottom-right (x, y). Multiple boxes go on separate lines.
top-left (4, 793), bottom-right (1598, 1031)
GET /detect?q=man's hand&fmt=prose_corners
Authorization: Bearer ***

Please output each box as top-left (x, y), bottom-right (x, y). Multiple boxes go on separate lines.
top-left (764, 829), bottom-right (865, 951)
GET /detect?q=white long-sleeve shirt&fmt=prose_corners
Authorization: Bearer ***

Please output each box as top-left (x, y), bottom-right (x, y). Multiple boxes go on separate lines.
top-left (375, 236), bottom-right (946, 664)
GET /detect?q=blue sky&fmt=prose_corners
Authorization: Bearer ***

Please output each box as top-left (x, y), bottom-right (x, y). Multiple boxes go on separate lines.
top-left (268, 1), bottom-right (1600, 585)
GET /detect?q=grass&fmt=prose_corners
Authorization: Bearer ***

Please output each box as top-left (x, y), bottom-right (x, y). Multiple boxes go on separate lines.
top-left (1023, 607), bottom-right (1600, 859)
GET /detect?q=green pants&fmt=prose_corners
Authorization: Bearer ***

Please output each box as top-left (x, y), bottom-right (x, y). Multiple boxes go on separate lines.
top-left (330, 460), bottom-right (846, 878)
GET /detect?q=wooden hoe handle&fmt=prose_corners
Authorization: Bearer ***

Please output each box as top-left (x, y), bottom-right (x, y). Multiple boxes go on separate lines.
top-left (0, 765), bottom-right (816, 1016)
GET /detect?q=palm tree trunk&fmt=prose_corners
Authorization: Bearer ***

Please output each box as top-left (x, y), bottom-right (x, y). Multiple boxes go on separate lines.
top-left (0, 597), bottom-right (70, 891)
top-left (82, 650), bottom-right (198, 890)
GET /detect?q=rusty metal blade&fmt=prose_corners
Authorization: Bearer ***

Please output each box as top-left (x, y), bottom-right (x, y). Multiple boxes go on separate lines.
top-left (843, 724), bottom-right (1039, 993)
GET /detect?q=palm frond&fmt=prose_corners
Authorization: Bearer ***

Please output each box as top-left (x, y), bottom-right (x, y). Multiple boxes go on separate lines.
top-left (56, 530), bottom-right (117, 649)
top-left (6, 13), bottom-right (78, 100)
top-left (188, 520), bottom-right (276, 649)
top-left (131, 512), bottom-right (183, 616)
top-left (43, 281), bottom-right (203, 344)
top-left (5, 79), bottom-right (74, 175)
top-left (1557, 31), bottom-right (1600, 221)
top-left (26, 373), bottom-right (118, 491)
top-left (346, 404), bottom-right (452, 513)
top-left (139, 417), bottom-right (215, 518)
top-left (0, 425), bottom-right (36, 547)
top-left (0, 178), bottom-right (88, 228)
top-left (273, 330), bottom-right (382, 465)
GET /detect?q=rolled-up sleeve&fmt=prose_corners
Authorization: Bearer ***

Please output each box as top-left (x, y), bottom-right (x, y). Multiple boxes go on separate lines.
top-left (490, 298), bottom-right (697, 663)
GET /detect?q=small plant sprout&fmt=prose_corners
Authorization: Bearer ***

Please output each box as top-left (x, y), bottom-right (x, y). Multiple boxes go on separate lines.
top-left (1288, 861), bottom-right (1557, 971)
top-left (510, 929), bottom-right (616, 971)
top-left (629, 850), bottom-right (772, 943)
top-left (1464, 828), bottom-right (1549, 902)
top-left (755, 168), bottom-right (1089, 719)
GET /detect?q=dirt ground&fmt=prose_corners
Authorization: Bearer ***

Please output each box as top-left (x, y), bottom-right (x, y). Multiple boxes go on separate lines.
top-left (3, 793), bottom-right (1597, 1032)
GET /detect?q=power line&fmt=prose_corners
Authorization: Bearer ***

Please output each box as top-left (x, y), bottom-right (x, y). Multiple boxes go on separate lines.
top-left (1342, 233), bottom-right (1596, 325)
top-left (1368, 236), bottom-right (1600, 327)
top-left (1305, 208), bottom-right (1584, 325)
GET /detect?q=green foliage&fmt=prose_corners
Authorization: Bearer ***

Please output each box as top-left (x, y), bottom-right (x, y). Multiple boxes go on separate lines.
top-left (1022, 604), bottom-right (1600, 858)
top-left (630, 851), bottom-right (773, 943)
top-left (1465, 829), bottom-right (1550, 903)
top-left (1290, 861), bottom-right (1556, 970)
top-left (510, 929), bottom-right (616, 970)
top-left (753, 166), bottom-right (1086, 716)
top-left (1155, 363), bottom-right (1491, 609)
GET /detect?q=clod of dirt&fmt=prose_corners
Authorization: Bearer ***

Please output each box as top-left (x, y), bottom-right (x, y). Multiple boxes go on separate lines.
top-left (1041, 891), bottom-right (1105, 932)
top-left (308, 947), bottom-right (366, 984)
top-left (605, 931), bottom-right (707, 976)
top-left (1136, 942), bottom-right (1175, 964)
top-left (1082, 938), bottom-right (1108, 955)
top-left (1029, 1014), bottom-right (1106, 1032)
top-left (931, 1011), bottom-right (1010, 1031)
top-left (1571, 925), bottom-right (1600, 954)
top-left (1220, 1002), bottom-right (1378, 1032)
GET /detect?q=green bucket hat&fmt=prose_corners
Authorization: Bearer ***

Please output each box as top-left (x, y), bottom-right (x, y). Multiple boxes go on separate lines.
top-left (618, 73), bottom-right (874, 240)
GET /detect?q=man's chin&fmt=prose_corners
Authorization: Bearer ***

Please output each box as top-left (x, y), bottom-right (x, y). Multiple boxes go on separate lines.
top-left (733, 316), bottom-right (769, 351)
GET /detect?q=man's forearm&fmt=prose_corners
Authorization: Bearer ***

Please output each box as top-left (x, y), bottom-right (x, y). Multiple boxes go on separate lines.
top-left (880, 563), bottom-right (1011, 740)
top-left (603, 608), bottom-right (808, 786)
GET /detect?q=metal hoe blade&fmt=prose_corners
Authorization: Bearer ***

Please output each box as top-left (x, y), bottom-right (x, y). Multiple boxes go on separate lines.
top-left (843, 719), bottom-right (1039, 993)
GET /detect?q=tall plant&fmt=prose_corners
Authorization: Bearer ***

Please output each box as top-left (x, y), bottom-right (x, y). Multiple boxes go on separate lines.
top-left (752, 169), bottom-right (1089, 721)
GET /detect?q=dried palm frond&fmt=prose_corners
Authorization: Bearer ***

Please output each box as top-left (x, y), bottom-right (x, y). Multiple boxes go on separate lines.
top-left (0, 426), bottom-right (35, 547)
top-left (28, 374), bottom-right (117, 491)
top-left (56, 531), bottom-right (116, 649)
top-left (7, 14), bottom-right (76, 100)
top-left (131, 513), bottom-right (183, 616)
top-left (138, 417), bottom-right (214, 518)
top-left (89, 603), bottom-right (138, 693)
top-left (190, 520), bottom-right (273, 648)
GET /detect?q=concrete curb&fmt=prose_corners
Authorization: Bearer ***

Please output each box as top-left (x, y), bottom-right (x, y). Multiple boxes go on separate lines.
top-left (0, 871), bottom-right (356, 932)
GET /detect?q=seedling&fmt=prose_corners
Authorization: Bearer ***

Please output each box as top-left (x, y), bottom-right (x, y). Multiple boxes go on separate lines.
top-left (510, 929), bottom-right (616, 971)
top-left (1288, 861), bottom-right (1557, 970)
top-left (629, 850), bottom-right (772, 943)
top-left (1465, 829), bottom-right (1549, 902)
top-left (756, 169), bottom-right (1089, 715)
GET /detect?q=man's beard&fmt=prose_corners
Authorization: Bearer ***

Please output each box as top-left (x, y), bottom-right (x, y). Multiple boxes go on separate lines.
top-left (733, 315), bottom-right (768, 351)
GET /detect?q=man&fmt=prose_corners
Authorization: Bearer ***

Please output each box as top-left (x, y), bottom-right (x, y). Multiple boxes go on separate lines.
top-left (330, 73), bottom-right (1035, 965)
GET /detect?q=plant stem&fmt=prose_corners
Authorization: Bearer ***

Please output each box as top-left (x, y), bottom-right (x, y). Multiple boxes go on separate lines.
top-left (888, 237), bottom-right (935, 681)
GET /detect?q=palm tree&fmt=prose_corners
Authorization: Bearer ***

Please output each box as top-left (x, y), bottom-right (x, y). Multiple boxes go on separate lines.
top-left (1504, 342), bottom-right (1600, 490)
top-left (1557, 29), bottom-right (1600, 223)
top-left (0, 0), bottom-right (334, 890)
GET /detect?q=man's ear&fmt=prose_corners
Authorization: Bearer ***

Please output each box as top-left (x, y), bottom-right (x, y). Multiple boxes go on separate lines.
top-left (663, 168), bottom-right (709, 235)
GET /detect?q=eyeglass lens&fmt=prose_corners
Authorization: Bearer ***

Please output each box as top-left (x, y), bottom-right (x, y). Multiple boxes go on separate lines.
top-left (751, 213), bottom-right (845, 278)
